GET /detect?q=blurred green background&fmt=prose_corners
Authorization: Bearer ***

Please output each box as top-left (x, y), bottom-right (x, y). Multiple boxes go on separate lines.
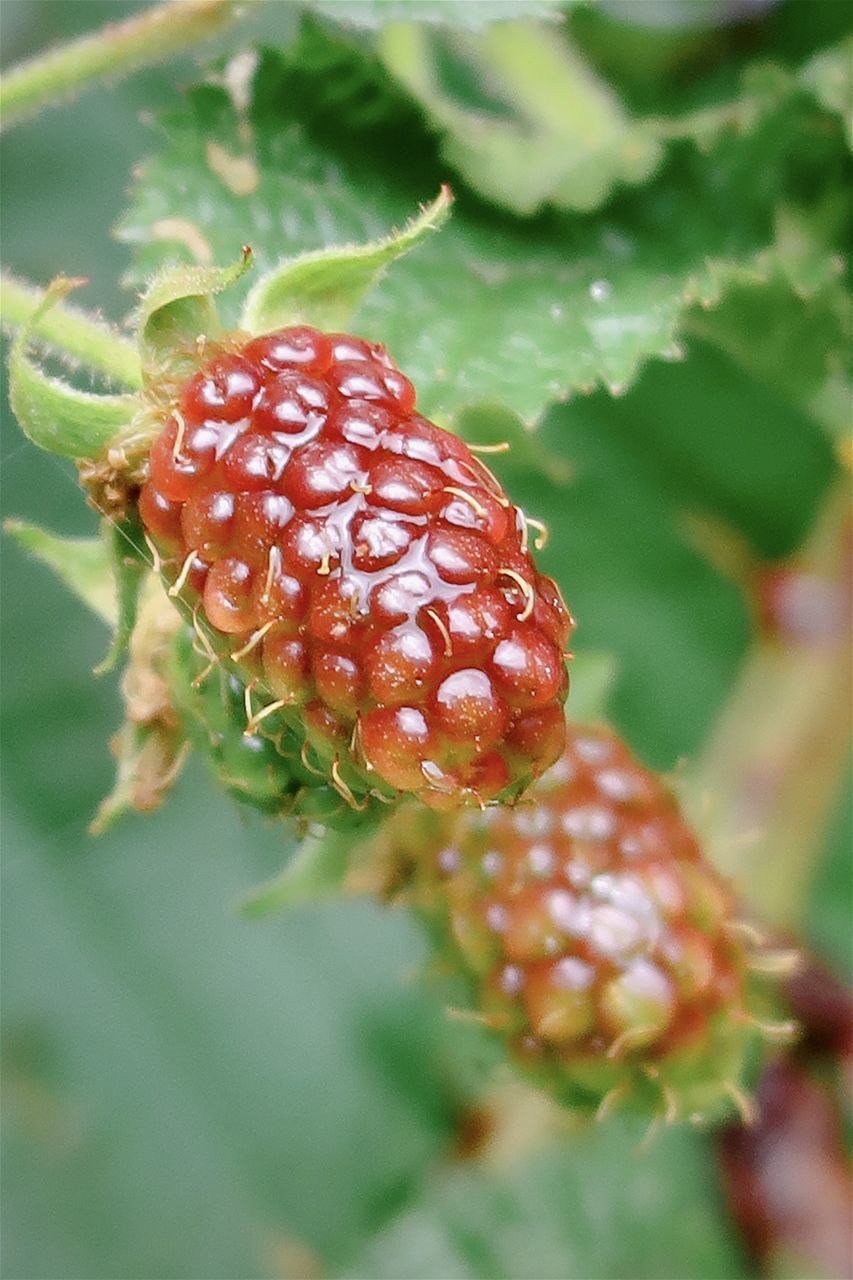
top-left (1, 2), bottom-right (850, 1277)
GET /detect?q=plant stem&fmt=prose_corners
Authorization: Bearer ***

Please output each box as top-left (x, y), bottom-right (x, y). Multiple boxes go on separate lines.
top-left (0, 0), bottom-right (240, 131)
top-left (0, 272), bottom-right (142, 389)
top-left (690, 483), bottom-right (851, 932)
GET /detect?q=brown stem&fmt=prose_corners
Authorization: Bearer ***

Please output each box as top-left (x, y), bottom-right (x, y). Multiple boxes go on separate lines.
top-left (689, 482), bottom-right (851, 930)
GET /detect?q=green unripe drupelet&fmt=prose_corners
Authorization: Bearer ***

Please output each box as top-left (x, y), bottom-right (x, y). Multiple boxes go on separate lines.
top-left (167, 625), bottom-right (383, 829)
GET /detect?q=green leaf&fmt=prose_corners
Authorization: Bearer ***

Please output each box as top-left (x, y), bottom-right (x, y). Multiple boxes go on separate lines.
top-left (135, 246), bottom-right (252, 381)
top-left (343, 1121), bottom-right (748, 1279)
top-left (93, 513), bottom-right (150, 676)
top-left (118, 49), bottom-right (813, 425)
top-left (378, 21), bottom-right (663, 215)
top-left (376, 25), bottom-right (812, 219)
top-left (239, 828), bottom-right (360, 918)
top-left (3, 520), bottom-right (116, 626)
top-left (798, 37), bottom-right (853, 150)
top-left (686, 277), bottom-right (852, 444)
top-left (454, 400), bottom-right (572, 485)
top-left (2, 789), bottom-right (455, 1278)
top-left (772, 199), bottom-right (848, 299)
top-left (241, 185), bottom-right (452, 334)
top-left (566, 650), bottom-right (618, 723)
top-left (9, 279), bottom-right (136, 460)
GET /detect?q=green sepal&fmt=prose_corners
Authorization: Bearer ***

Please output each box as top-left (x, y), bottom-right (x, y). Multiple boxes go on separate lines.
top-left (240, 186), bottom-right (452, 335)
top-left (91, 587), bottom-right (190, 835)
top-left (566, 651), bottom-right (619, 724)
top-left (9, 277), bottom-right (136, 460)
top-left (3, 518), bottom-right (116, 624)
top-left (239, 828), bottom-right (357, 919)
top-left (137, 246), bottom-right (253, 382)
top-left (0, 270), bottom-right (143, 390)
top-left (94, 510), bottom-right (150, 675)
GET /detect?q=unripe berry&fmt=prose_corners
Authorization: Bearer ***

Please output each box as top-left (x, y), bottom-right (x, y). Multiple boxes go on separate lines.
top-left (400, 723), bottom-right (769, 1124)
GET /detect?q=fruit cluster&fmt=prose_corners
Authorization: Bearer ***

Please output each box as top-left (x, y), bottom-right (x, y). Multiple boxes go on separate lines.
top-left (139, 326), bottom-right (572, 808)
top-left (404, 722), bottom-right (754, 1119)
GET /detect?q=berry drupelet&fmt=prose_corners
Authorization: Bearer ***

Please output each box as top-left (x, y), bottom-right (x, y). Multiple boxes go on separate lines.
top-left (139, 326), bottom-right (572, 809)
top-left (405, 723), bottom-right (764, 1123)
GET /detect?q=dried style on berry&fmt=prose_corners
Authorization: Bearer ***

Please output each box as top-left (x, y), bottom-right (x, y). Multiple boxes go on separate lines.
top-left (139, 324), bottom-right (572, 811)
top-left (392, 723), bottom-right (789, 1126)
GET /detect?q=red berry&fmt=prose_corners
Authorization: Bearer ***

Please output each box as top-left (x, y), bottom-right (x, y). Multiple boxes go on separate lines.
top-left (350, 511), bottom-right (416, 572)
top-left (203, 557), bottom-right (257, 634)
top-left (254, 372), bottom-right (329, 439)
top-left (263, 629), bottom-right (310, 703)
top-left (431, 668), bottom-right (508, 750)
top-left (181, 489), bottom-right (236, 560)
top-left (490, 628), bottom-right (565, 708)
top-left (251, 551), bottom-right (307, 627)
top-left (232, 492), bottom-right (293, 558)
top-left (148, 417), bottom-right (217, 501)
top-left (282, 440), bottom-right (368, 508)
top-left (427, 527), bottom-right (499, 585)
top-left (360, 705), bottom-right (437, 791)
top-left (313, 650), bottom-right (364, 717)
top-left (138, 482), bottom-right (183, 550)
top-left (141, 326), bottom-right (573, 806)
top-left (222, 434), bottom-right (291, 492)
top-left (364, 624), bottom-right (438, 705)
top-left (244, 326), bottom-right (331, 375)
top-left (370, 456), bottom-right (444, 515)
top-left (180, 353), bottom-right (261, 422)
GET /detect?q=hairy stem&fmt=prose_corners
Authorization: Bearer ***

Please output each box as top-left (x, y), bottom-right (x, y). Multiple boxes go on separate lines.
top-left (691, 483), bottom-right (851, 931)
top-left (0, 0), bottom-right (240, 131)
top-left (1, 272), bottom-right (142, 389)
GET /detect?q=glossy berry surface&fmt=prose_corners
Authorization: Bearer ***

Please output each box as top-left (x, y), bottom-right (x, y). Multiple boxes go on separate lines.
top-left (406, 723), bottom-right (754, 1120)
top-left (140, 326), bottom-right (572, 807)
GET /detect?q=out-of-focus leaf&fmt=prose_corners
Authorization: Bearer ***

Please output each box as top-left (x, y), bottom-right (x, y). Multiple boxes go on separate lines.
top-left (798, 37), bottom-right (853, 149)
top-left (771, 201), bottom-right (849, 299)
top-left (1, 789), bottom-right (459, 1279)
top-left (342, 1120), bottom-right (749, 1279)
top-left (378, 21), bottom-right (663, 215)
top-left (3, 520), bottom-right (115, 626)
top-left (366, 19), bottom-right (823, 219)
top-left (686, 278), bottom-right (851, 444)
top-left (118, 49), bottom-right (823, 424)
top-left (483, 336), bottom-right (835, 765)
top-left (565, 650), bottom-right (618, 723)
top-left (453, 400), bottom-right (572, 483)
top-left (310, 0), bottom-right (572, 29)
top-left (239, 828), bottom-right (356, 918)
